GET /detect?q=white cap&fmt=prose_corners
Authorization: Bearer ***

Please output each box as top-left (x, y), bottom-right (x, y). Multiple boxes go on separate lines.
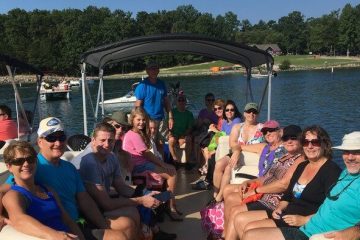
top-left (333, 131), bottom-right (360, 150)
top-left (37, 117), bottom-right (64, 137)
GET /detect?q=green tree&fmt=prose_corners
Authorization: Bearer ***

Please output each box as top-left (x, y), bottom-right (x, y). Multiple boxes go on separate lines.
top-left (338, 4), bottom-right (357, 55)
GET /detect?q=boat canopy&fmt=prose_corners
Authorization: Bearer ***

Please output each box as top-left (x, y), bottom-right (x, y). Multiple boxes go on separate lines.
top-left (80, 34), bottom-right (275, 135)
top-left (0, 54), bottom-right (44, 140)
top-left (81, 34), bottom-right (273, 70)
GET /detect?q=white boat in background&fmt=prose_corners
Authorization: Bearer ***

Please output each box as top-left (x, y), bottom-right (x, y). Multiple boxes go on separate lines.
top-left (251, 73), bottom-right (269, 78)
top-left (69, 79), bottom-right (80, 87)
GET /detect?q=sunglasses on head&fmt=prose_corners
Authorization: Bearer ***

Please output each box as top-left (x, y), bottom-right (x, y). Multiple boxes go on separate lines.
top-left (302, 138), bottom-right (321, 147)
top-left (245, 109), bottom-right (258, 114)
top-left (282, 136), bottom-right (298, 142)
top-left (262, 128), bottom-right (279, 134)
top-left (10, 156), bottom-right (37, 166)
top-left (213, 106), bottom-right (223, 111)
top-left (206, 98), bottom-right (215, 102)
top-left (225, 108), bottom-right (235, 112)
top-left (44, 134), bottom-right (67, 143)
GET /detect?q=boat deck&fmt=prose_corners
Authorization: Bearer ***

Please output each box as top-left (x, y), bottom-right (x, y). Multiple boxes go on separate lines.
top-left (159, 168), bottom-right (211, 239)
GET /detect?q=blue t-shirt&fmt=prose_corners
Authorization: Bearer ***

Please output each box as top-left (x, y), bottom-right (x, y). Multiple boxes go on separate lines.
top-left (134, 78), bottom-right (168, 120)
top-left (221, 117), bottom-right (241, 135)
top-left (6, 153), bottom-right (85, 221)
top-left (300, 170), bottom-right (360, 237)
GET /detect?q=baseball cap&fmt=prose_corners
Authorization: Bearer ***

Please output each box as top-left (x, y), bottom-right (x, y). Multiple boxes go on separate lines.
top-left (262, 120), bottom-right (280, 129)
top-left (244, 102), bottom-right (259, 112)
top-left (110, 111), bottom-right (131, 126)
top-left (37, 117), bottom-right (64, 137)
top-left (282, 125), bottom-right (302, 140)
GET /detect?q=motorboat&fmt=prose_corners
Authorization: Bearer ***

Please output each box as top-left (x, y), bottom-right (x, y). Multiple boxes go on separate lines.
top-left (69, 79), bottom-right (80, 87)
top-left (99, 82), bottom-right (139, 112)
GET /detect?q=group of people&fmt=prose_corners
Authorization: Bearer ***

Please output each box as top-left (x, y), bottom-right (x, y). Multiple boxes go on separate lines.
top-left (0, 61), bottom-right (359, 240)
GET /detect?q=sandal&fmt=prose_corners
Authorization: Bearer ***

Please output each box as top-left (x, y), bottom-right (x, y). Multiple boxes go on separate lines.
top-left (166, 208), bottom-right (183, 221)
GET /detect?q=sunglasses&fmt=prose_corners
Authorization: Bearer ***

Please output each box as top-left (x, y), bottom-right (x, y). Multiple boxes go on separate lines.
top-left (326, 174), bottom-right (358, 201)
top-left (262, 128), bottom-right (279, 134)
top-left (245, 109), bottom-right (258, 114)
top-left (44, 134), bottom-right (67, 143)
top-left (343, 150), bottom-right (360, 155)
top-left (213, 107), bottom-right (223, 111)
top-left (282, 136), bottom-right (298, 142)
top-left (178, 99), bottom-right (186, 102)
top-left (113, 124), bottom-right (123, 129)
top-left (225, 108), bottom-right (235, 112)
top-left (302, 138), bottom-right (321, 147)
top-left (206, 98), bottom-right (215, 102)
top-left (10, 156), bottom-right (37, 166)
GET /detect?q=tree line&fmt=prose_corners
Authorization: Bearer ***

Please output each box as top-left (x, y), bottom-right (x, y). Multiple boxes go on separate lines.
top-left (0, 4), bottom-right (359, 76)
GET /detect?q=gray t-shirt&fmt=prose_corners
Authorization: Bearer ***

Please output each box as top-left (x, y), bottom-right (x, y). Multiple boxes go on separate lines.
top-left (71, 145), bottom-right (121, 193)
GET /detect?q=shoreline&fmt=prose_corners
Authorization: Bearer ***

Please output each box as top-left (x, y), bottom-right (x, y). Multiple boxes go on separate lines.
top-left (1, 63), bottom-right (360, 85)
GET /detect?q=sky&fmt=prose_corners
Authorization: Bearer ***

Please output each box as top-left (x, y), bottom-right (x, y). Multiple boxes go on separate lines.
top-left (0, 0), bottom-right (359, 24)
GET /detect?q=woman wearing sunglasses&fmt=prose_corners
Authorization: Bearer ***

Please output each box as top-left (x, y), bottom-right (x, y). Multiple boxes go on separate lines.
top-left (212, 103), bottom-right (265, 203)
top-left (2, 141), bottom-right (83, 239)
top-left (229, 125), bottom-right (341, 240)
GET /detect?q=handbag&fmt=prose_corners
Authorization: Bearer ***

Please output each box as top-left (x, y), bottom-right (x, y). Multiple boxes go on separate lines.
top-left (200, 201), bottom-right (224, 238)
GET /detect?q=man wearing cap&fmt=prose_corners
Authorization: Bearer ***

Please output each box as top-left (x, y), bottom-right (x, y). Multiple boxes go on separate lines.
top-left (135, 61), bottom-right (174, 137)
top-left (1, 117), bottom-right (131, 240)
top-left (168, 94), bottom-right (194, 163)
top-left (242, 131), bottom-right (360, 240)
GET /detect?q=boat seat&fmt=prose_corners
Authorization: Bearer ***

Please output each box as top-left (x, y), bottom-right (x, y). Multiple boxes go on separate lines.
top-left (0, 225), bottom-right (42, 239)
top-left (214, 136), bottom-right (259, 184)
top-left (61, 151), bottom-right (82, 162)
top-left (67, 134), bottom-right (91, 151)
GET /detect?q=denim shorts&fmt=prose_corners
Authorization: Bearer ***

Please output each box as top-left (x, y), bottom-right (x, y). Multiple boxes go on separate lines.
top-left (133, 162), bottom-right (156, 174)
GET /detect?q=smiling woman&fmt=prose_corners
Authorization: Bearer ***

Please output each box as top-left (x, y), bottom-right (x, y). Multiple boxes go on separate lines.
top-left (2, 140), bottom-right (83, 239)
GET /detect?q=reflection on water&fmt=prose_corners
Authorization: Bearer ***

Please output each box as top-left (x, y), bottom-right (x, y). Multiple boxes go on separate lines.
top-left (1, 68), bottom-right (360, 167)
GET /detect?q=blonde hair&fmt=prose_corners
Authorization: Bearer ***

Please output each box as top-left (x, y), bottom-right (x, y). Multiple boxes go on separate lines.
top-left (129, 107), bottom-right (151, 148)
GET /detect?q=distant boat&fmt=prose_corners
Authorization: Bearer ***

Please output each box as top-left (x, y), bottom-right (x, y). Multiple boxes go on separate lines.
top-left (69, 79), bottom-right (80, 87)
top-left (39, 81), bottom-right (71, 101)
top-left (251, 73), bottom-right (269, 78)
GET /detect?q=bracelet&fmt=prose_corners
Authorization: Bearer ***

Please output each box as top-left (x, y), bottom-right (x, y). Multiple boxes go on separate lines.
top-left (254, 187), bottom-right (259, 194)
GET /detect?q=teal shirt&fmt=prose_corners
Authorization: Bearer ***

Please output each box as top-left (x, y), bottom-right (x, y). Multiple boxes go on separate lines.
top-left (170, 108), bottom-right (194, 138)
top-left (300, 170), bottom-right (360, 237)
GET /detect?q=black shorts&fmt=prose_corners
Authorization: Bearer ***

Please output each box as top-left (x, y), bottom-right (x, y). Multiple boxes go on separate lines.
top-left (279, 227), bottom-right (309, 240)
top-left (77, 221), bottom-right (104, 240)
top-left (246, 201), bottom-right (272, 217)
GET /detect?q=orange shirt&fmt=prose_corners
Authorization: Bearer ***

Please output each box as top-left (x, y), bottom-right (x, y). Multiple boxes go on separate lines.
top-left (0, 119), bottom-right (18, 141)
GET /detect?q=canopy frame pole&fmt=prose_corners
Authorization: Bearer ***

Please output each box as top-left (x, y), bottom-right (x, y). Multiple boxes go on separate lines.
top-left (266, 62), bottom-right (273, 120)
top-left (81, 63), bottom-right (88, 135)
top-left (95, 68), bottom-right (104, 122)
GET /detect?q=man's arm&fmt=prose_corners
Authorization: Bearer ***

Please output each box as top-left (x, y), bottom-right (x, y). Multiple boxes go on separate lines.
top-left (0, 183), bottom-right (12, 230)
top-left (164, 96), bottom-right (174, 129)
top-left (135, 99), bottom-right (143, 107)
top-left (324, 225), bottom-right (360, 240)
top-left (76, 191), bottom-right (109, 229)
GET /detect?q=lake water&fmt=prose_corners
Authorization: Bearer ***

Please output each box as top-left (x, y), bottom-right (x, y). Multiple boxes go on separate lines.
top-left (1, 68), bottom-right (360, 167)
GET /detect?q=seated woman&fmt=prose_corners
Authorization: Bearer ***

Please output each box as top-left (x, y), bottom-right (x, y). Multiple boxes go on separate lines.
top-left (200, 100), bottom-right (242, 175)
top-left (2, 140), bottom-right (83, 239)
top-left (229, 125), bottom-right (341, 240)
top-left (122, 107), bottom-right (182, 221)
top-left (212, 102), bottom-right (264, 201)
top-left (224, 125), bottom-right (305, 239)
top-left (242, 131), bottom-right (360, 240)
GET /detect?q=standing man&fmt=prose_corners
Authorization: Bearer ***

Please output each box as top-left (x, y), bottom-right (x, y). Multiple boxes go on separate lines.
top-left (1, 117), bottom-right (131, 240)
top-left (135, 61), bottom-right (173, 139)
top-left (0, 104), bottom-right (18, 141)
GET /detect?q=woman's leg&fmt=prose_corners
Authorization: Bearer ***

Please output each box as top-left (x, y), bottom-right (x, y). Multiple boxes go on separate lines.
top-left (213, 155), bottom-right (230, 197)
top-left (236, 217), bottom-right (275, 239)
top-left (152, 165), bottom-right (178, 210)
top-left (223, 189), bottom-right (243, 234)
top-left (224, 203), bottom-right (248, 239)
top-left (215, 164), bottom-right (232, 202)
top-left (168, 136), bottom-right (178, 162)
top-left (242, 227), bottom-right (285, 240)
